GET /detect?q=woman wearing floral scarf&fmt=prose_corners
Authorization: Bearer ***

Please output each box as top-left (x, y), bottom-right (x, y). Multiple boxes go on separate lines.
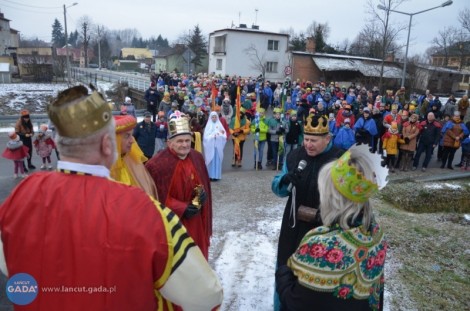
top-left (276, 144), bottom-right (389, 311)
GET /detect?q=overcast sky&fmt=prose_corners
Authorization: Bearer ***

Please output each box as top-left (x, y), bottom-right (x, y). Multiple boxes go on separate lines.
top-left (1, 0), bottom-right (467, 56)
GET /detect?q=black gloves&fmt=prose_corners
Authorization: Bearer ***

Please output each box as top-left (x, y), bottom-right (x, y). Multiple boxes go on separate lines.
top-left (255, 127), bottom-right (260, 133)
top-left (404, 137), bottom-right (410, 144)
top-left (183, 204), bottom-right (200, 219)
top-left (183, 188), bottom-right (207, 219)
top-left (276, 127), bottom-right (285, 135)
top-left (197, 188), bottom-right (207, 206)
top-left (281, 170), bottom-right (301, 187)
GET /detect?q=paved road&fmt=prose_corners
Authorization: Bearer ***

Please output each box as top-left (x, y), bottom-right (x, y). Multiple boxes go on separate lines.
top-left (0, 131), bottom-right (466, 205)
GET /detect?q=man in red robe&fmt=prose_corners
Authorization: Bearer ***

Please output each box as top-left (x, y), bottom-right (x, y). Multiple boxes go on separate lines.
top-left (0, 86), bottom-right (222, 311)
top-left (146, 110), bottom-right (213, 259)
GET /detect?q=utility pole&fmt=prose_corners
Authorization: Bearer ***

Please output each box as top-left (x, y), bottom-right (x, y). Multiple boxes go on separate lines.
top-left (63, 2), bottom-right (78, 83)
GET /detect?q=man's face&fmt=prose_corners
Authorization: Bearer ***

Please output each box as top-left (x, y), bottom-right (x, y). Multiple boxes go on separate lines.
top-left (144, 116), bottom-right (151, 123)
top-left (427, 112), bottom-right (435, 122)
top-left (169, 134), bottom-right (192, 158)
top-left (120, 129), bottom-right (134, 155)
top-left (303, 134), bottom-right (331, 157)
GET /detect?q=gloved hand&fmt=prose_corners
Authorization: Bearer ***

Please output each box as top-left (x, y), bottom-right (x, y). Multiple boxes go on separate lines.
top-left (255, 128), bottom-right (260, 133)
top-left (276, 130), bottom-right (282, 135)
top-left (183, 204), bottom-right (201, 219)
top-left (404, 137), bottom-right (410, 144)
top-left (197, 188), bottom-right (207, 206)
top-left (275, 265), bottom-right (296, 299)
top-left (232, 132), bottom-right (239, 137)
top-left (281, 170), bottom-right (302, 187)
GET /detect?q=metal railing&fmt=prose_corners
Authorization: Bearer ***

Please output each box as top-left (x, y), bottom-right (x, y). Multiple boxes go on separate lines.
top-left (71, 68), bottom-right (151, 91)
top-left (0, 110), bottom-right (147, 130)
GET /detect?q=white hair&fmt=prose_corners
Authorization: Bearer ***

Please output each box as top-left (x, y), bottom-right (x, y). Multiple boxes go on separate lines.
top-left (317, 154), bottom-right (374, 230)
top-left (55, 119), bottom-right (116, 160)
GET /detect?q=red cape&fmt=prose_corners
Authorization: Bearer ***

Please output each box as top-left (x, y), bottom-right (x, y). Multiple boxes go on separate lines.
top-left (146, 148), bottom-right (212, 259)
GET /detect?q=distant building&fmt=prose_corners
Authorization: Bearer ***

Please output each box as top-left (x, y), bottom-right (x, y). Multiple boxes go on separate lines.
top-left (16, 47), bottom-right (54, 82)
top-left (0, 12), bottom-right (19, 78)
top-left (0, 12), bottom-right (19, 55)
top-left (56, 46), bottom-right (95, 68)
top-left (290, 38), bottom-right (402, 88)
top-left (431, 41), bottom-right (470, 71)
top-left (208, 25), bottom-right (290, 81)
top-left (153, 44), bottom-right (198, 74)
top-left (411, 64), bottom-right (470, 94)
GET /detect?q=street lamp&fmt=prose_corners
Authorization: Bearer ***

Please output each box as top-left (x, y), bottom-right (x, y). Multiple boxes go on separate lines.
top-left (377, 0), bottom-right (453, 88)
top-left (63, 2), bottom-right (78, 83)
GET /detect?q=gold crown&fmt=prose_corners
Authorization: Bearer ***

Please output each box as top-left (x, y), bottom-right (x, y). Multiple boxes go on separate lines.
top-left (330, 144), bottom-right (389, 203)
top-left (47, 85), bottom-right (112, 138)
top-left (168, 111), bottom-right (191, 139)
top-left (304, 113), bottom-right (329, 135)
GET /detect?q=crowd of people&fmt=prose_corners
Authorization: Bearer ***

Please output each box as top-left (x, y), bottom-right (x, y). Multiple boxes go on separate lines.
top-left (1, 72), bottom-right (469, 310)
top-left (139, 72), bottom-right (470, 175)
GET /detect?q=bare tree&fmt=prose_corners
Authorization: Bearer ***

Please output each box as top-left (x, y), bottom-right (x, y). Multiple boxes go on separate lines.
top-left (431, 26), bottom-right (458, 67)
top-left (305, 21), bottom-right (330, 52)
top-left (244, 44), bottom-right (266, 79)
top-left (365, 0), bottom-right (407, 91)
top-left (77, 15), bottom-right (93, 67)
top-left (458, 8), bottom-right (470, 34)
top-left (93, 24), bottom-right (107, 68)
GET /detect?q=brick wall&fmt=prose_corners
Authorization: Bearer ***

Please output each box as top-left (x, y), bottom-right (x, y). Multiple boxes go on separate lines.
top-left (292, 54), bottom-right (322, 82)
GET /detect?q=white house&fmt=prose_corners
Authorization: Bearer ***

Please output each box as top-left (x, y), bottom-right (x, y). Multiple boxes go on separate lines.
top-left (208, 25), bottom-right (290, 82)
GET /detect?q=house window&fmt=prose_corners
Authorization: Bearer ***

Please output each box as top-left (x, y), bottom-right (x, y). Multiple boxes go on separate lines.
top-left (268, 40), bottom-right (279, 51)
top-left (214, 35), bottom-right (226, 54)
top-left (216, 59), bottom-right (223, 70)
top-left (266, 61), bottom-right (278, 73)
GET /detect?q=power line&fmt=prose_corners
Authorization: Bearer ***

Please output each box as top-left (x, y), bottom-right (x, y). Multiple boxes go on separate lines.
top-left (0, 2), bottom-right (60, 14)
top-left (1, 0), bottom-right (60, 9)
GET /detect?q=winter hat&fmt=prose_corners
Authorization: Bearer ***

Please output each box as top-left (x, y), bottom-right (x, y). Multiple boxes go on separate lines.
top-left (344, 118), bottom-right (351, 124)
top-left (125, 96), bottom-right (131, 103)
top-left (114, 115), bottom-right (137, 134)
top-left (8, 131), bottom-right (18, 140)
top-left (290, 110), bottom-right (297, 116)
top-left (328, 113), bottom-right (335, 119)
top-left (150, 82), bottom-right (156, 87)
top-left (363, 107), bottom-right (371, 113)
top-left (39, 124), bottom-right (48, 133)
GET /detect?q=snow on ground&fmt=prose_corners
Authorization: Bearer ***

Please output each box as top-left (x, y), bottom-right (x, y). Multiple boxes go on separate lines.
top-left (424, 183), bottom-right (462, 189)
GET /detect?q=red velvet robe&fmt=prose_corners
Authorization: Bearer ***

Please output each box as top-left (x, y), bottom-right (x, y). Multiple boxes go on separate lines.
top-left (0, 172), bottom-right (184, 311)
top-left (146, 147), bottom-right (212, 259)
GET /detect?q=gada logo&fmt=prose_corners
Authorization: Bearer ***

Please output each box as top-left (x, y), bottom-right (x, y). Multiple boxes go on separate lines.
top-left (6, 273), bottom-right (38, 305)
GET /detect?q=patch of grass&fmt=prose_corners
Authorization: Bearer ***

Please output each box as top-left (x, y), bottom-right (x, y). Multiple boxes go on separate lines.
top-left (380, 181), bottom-right (470, 213)
top-left (374, 201), bottom-right (470, 311)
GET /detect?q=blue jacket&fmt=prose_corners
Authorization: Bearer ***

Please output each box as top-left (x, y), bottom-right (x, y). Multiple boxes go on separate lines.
top-left (133, 121), bottom-right (157, 157)
top-left (334, 127), bottom-right (356, 150)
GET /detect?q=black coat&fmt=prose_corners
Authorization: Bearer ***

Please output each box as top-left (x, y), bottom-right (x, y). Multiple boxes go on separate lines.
top-left (133, 121), bottom-right (157, 158)
top-left (277, 145), bottom-right (344, 267)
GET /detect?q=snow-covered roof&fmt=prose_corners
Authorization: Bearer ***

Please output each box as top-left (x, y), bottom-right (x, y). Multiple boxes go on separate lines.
top-left (312, 57), bottom-right (402, 79)
top-left (416, 64), bottom-right (470, 75)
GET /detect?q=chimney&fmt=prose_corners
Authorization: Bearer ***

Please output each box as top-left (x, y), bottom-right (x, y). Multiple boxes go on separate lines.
top-left (385, 53), bottom-right (395, 62)
top-left (306, 37), bottom-right (316, 53)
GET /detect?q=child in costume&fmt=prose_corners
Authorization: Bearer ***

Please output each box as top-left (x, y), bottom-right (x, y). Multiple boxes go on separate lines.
top-left (33, 124), bottom-right (55, 170)
top-left (333, 118), bottom-right (356, 151)
top-left (2, 131), bottom-right (29, 178)
top-left (382, 121), bottom-right (401, 173)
